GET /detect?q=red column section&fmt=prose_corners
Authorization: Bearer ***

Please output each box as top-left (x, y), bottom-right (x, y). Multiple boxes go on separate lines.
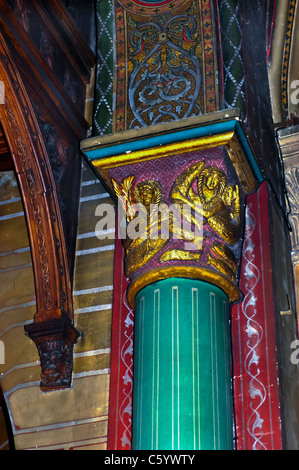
top-left (107, 236), bottom-right (134, 450)
top-left (231, 182), bottom-right (282, 450)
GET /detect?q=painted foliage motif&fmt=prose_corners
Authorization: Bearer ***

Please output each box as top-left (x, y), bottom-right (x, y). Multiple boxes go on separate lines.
top-left (127, 3), bottom-right (203, 127)
top-left (231, 183), bottom-right (282, 450)
top-left (114, 0), bottom-right (219, 131)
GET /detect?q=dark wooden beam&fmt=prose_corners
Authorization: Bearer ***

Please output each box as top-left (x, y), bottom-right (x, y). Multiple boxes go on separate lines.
top-left (0, 127), bottom-right (13, 171)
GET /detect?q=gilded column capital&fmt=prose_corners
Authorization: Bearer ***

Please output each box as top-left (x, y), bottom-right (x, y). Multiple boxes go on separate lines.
top-left (82, 112), bottom-right (262, 306)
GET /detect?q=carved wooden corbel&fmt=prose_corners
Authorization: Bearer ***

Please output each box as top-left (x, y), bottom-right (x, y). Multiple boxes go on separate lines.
top-left (24, 317), bottom-right (79, 392)
top-left (0, 31), bottom-right (80, 391)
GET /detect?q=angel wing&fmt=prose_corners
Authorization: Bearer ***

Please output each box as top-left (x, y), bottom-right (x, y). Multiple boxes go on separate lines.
top-left (112, 176), bottom-right (136, 221)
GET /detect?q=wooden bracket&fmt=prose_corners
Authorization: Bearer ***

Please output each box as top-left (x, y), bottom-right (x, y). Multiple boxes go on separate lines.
top-left (25, 316), bottom-right (80, 392)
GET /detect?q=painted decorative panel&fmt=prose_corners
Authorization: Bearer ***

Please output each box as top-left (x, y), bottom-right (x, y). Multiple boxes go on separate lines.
top-left (94, 0), bottom-right (221, 134)
top-left (231, 182), bottom-right (282, 450)
top-left (107, 238), bottom-right (133, 450)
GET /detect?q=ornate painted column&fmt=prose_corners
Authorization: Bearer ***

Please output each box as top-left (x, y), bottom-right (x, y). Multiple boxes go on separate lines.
top-left (81, 112), bottom-right (262, 449)
top-left (133, 278), bottom-right (232, 450)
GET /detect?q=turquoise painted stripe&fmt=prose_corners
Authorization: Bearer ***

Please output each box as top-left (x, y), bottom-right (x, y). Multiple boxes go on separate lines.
top-left (85, 120), bottom-right (237, 160)
top-left (84, 118), bottom-right (263, 185)
top-left (235, 121), bottom-right (263, 184)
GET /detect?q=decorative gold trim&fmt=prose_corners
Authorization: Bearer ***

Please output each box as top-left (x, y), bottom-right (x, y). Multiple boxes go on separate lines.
top-left (81, 109), bottom-right (240, 151)
top-left (225, 134), bottom-right (258, 194)
top-left (92, 132), bottom-right (234, 170)
top-left (93, 130), bottom-right (257, 195)
top-left (126, 266), bottom-right (241, 307)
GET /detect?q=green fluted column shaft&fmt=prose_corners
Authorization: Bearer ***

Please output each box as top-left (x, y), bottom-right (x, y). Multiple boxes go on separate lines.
top-left (132, 278), bottom-right (233, 450)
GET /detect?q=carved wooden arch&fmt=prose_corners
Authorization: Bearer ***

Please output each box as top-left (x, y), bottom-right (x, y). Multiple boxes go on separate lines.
top-left (0, 31), bottom-right (79, 391)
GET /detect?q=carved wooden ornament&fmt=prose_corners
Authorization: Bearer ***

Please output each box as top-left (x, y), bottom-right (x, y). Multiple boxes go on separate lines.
top-left (0, 31), bottom-right (79, 391)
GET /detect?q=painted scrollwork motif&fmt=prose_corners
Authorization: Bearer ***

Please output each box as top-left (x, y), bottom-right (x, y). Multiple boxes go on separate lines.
top-left (128, 2), bottom-right (202, 128)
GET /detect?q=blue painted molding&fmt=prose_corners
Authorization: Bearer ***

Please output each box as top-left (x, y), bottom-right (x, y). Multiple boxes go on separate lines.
top-left (83, 118), bottom-right (263, 185)
top-left (235, 121), bottom-right (264, 184)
